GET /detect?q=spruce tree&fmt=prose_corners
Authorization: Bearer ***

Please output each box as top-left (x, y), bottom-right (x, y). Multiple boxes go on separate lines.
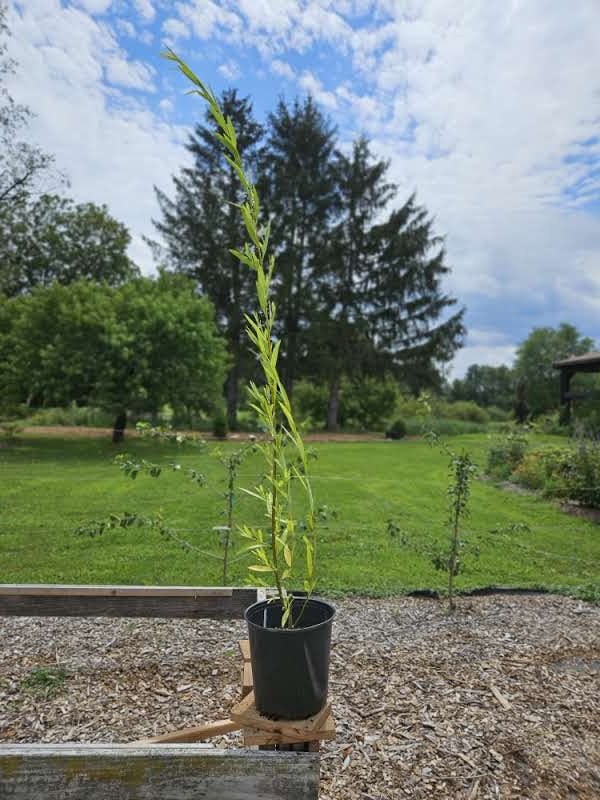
top-left (366, 193), bottom-right (465, 391)
top-left (152, 90), bottom-right (262, 428)
top-left (314, 138), bottom-right (465, 429)
top-left (260, 96), bottom-right (337, 398)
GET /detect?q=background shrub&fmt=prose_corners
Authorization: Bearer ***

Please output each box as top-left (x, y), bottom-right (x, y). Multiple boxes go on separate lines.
top-left (212, 407), bottom-right (228, 439)
top-left (486, 430), bottom-right (529, 480)
top-left (386, 418), bottom-right (407, 440)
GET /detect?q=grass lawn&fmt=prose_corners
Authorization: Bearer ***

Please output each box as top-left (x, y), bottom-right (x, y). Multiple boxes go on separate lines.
top-left (1, 433), bottom-right (598, 598)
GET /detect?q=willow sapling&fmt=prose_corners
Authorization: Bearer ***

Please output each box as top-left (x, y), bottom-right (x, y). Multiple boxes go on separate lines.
top-left (164, 50), bottom-right (317, 629)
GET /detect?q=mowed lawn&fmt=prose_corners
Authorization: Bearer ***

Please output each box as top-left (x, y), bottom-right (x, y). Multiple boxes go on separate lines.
top-left (1, 432), bottom-right (598, 598)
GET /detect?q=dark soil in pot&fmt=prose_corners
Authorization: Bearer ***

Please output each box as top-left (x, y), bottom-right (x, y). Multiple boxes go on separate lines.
top-left (245, 596), bottom-right (335, 720)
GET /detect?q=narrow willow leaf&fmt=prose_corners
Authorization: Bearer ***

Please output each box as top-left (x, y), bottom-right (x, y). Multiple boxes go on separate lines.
top-left (248, 564), bottom-right (274, 573)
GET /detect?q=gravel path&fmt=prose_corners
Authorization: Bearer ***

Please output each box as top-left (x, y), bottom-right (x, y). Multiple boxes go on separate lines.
top-left (1, 594), bottom-right (598, 799)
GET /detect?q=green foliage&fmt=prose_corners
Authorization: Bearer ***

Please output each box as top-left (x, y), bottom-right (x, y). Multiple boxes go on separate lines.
top-left (294, 377), bottom-right (399, 431)
top-left (451, 364), bottom-right (515, 411)
top-left (486, 430), bottom-right (529, 480)
top-left (514, 323), bottom-right (594, 417)
top-left (0, 275), bottom-right (229, 431)
top-left (0, 420), bottom-right (22, 442)
top-left (20, 404), bottom-right (114, 428)
top-left (23, 666), bottom-right (67, 697)
top-left (386, 419), bottom-right (407, 440)
top-left (212, 407), bottom-right (228, 439)
top-left (163, 50), bottom-right (319, 626)
top-left (515, 439), bottom-right (600, 509)
top-left (0, 194), bottom-right (138, 296)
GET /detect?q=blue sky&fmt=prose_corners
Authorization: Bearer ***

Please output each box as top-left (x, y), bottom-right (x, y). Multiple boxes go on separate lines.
top-left (6, 0), bottom-right (600, 377)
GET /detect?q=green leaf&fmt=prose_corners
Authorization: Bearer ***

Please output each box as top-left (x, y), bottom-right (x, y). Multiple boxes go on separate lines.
top-left (283, 543), bottom-right (292, 567)
top-left (248, 564), bottom-right (274, 573)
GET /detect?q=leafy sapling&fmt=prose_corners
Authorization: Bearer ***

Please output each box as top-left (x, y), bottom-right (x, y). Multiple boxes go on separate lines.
top-left (164, 50), bottom-right (318, 628)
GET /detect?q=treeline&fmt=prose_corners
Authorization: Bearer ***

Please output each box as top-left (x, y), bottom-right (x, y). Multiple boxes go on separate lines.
top-left (451, 323), bottom-right (597, 424)
top-left (151, 91), bottom-right (465, 430)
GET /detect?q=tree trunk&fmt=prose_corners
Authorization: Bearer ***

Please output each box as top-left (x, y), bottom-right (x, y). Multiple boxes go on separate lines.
top-left (112, 411), bottom-right (127, 443)
top-left (326, 375), bottom-right (341, 432)
top-left (226, 362), bottom-right (239, 431)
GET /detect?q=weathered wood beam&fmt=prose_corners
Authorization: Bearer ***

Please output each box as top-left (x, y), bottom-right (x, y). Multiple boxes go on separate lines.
top-left (0, 585), bottom-right (258, 619)
top-left (0, 744), bottom-right (319, 799)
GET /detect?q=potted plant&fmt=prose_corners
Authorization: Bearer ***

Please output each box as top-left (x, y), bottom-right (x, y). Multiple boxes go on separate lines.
top-left (165, 51), bottom-right (335, 720)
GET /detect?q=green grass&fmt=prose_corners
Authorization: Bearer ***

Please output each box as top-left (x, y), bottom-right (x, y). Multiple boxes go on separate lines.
top-left (1, 433), bottom-right (598, 598)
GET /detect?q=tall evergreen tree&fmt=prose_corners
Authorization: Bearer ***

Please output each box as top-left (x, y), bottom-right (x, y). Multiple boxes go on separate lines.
top-left (366, 193), bottom-right (465, 394)
top-left (260, 96), bottom-right (337, 398)
top-left (313, 138), bottom-right (465, 429)
top-left (152, 90), bottom-right (262, 428)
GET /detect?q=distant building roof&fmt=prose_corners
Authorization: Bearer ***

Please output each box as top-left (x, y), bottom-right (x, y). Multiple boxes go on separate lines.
top-left (553, 351), bottom-right (600, 369)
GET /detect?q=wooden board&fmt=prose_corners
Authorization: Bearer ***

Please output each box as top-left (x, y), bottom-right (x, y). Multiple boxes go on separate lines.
top-left (0, 744), bottom-right (319, 799)
top-left (243, 713), bottom-right (335, 745)
top-left (238, 639), bottom-right (251, 661)
top-left (0, 585), bottom-right (258, 619)
top-left (133, 719), bottom-right (241, 744)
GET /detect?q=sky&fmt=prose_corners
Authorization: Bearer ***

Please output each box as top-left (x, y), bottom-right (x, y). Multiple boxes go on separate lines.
top-left (5, 0), bottom-right (600, 378)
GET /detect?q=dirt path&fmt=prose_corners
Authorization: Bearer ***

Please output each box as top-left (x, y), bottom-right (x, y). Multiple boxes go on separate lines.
top-left (22, 425), bottom-right (393, 443)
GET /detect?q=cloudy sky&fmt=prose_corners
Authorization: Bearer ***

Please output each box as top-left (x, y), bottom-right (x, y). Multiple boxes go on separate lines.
top-left (5, 0), bottom-right (600, 376)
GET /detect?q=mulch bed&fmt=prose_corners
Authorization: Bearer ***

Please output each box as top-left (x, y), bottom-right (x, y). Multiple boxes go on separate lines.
top-left (0, 594), bottom-right (598, 799)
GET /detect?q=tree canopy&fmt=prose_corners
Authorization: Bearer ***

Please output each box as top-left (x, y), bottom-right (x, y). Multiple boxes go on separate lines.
top-left (0, 275), bottom-right (230, 437)
top-left (514, 323), bottom-right (594, 416)
top-left (153, 95), bottom-right (465, 427)
top-left (0, 194), bottom-right (139, 296)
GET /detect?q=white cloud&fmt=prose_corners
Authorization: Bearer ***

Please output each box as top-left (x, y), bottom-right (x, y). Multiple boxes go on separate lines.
top-left (116, 18), bottom-right (136, 38)
top-left (218, 59), bottom-right (241, 81)
top-left (270, 59), bottom-right (295, 80)
top-left (73, 0), bottom-right (113, 13)
top-left (132, 0), bottom-right (155, 23)
top-left (105, 56), bottom-right (155, 91)
top-left (299, 70), bottom-right (338, 109)
top-left (158, 97), bottom-right (174, 115)
top-left (162, 16), bottom-right (191, 41)
top-left (6, 0), bottom-right (189, 272)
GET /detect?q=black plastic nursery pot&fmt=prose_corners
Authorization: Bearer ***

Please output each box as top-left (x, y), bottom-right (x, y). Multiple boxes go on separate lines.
top-left (245, 596), bottom-right (335, 720)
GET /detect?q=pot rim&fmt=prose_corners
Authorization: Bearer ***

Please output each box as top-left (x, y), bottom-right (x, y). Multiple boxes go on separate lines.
top-left (245, 596), bottom-right (335, 634)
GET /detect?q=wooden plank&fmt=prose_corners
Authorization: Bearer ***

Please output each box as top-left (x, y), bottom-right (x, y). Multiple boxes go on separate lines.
top-left (243, 714), bottom-right (335, 745)
top-left (241, 662), bottom-right (253, 697)
top-left (133, 719), bottom-right (241, 744)
top-left (0, 745), bottom-right (319, 800)
top-left (0, 585), bottom-right (234, 597)
top-left (238, 639), bottom-right (251, 661)
top-left (0, 586), bottom-right (257, 619)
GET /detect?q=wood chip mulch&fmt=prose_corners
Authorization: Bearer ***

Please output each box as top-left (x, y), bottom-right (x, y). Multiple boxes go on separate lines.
top-left (0, 594), bottom-right (598, 799)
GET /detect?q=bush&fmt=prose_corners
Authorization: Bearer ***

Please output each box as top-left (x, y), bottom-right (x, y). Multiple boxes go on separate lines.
top-left (509, 437), bottom-right (600, 509)
top-left (293, 377), bottom-right (399, 431)
top-left (386, 419), bottom-right (407, 440)
top-left (438, 400), bottom-right (490, 423)
top-left (486, 405), bottom-right (511, 422)
top-left (486, 430), bottom-right (529, 479)
top-left (22, 404), bottom-right (114, 428)
top-left (560, 437), bottom-right (600, 508)
top-left (212, 407), bottom-right (228, 439)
